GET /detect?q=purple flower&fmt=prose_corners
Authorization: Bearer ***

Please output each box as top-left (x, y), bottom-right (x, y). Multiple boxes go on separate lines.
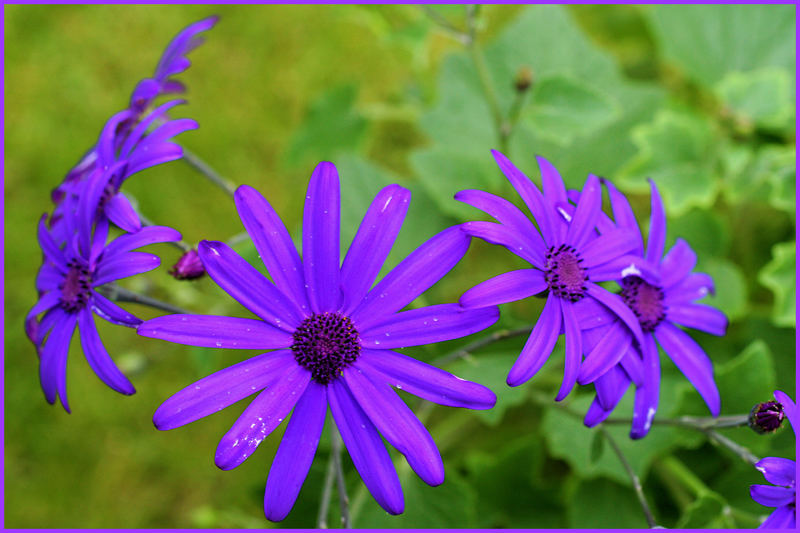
top-left (751, 390), bottom-right (796, 528)
top-left (169, 248), bottom-right (205, 280)
top-left (26, 189), bottom-right (181, 412)
top-left (129, 16), bottom-right (219, 113)
top-left (457, 151), bottom-right (653, 400)
top-left (137, 162), bottom-right (498, 521)
top-left (580, 179), bottom-right (725, 438)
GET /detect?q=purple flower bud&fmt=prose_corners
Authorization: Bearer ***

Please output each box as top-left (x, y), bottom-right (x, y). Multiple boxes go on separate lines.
top-left (749, 400), bottom-right (785, 434)
top-left (170, 249), bottom-right (205, 280)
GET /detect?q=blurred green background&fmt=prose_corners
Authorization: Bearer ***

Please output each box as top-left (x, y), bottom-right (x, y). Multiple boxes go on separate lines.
top-left (5, 4), bottom-right (796, 528)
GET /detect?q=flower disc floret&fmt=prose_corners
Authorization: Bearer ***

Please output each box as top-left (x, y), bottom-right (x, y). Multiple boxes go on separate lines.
top-left (60, 261), bottom-right (92, 312)
top-left (544, 244), bottom-right (587, 302)
top-left (291, 312), bottom-right (361, 384)
top-left (620, 276), bottom-right (666, 333)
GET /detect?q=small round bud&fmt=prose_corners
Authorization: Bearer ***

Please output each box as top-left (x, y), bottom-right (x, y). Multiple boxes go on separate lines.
top-left (748, 400), bottom-right (785, 434)
top-left (169, 249), bottom-right (205, 280)
top-left (514, 66), bottom-right (534, 93)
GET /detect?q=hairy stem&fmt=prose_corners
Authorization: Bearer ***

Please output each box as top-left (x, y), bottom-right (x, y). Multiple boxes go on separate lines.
top-left (432, 325), bottom-right (532, 366)
top-left (100, 284), bottom-right (191, 315)
top-left (331, 425), bottom-right (352, 528)
top-left (600, 426), bottom-right (658, 528)
top-left (182, 147), bottom-right (237, 198)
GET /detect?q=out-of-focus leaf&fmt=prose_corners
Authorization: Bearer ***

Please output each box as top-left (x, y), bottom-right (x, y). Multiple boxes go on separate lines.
top-left (713, 340), bottom-right (775, 415)
top-left (698, 258), bottom-right (748, 322)
top-left (352, 465), bottom-right (478, 528)
top-left (666, 208), bottom-right (730, 259)
top-left (648, 5), bottom-right (796, 87)
top-left (589, 430), bottom-right (605, 464)
top-left (758, 241), bottom-right (796, 328)
top-left (618, 109), bottom-right (717, 215)
top-left (715, 68), bottom-right (795, 131)
top-left (448, 351), bottom-right (530, 426)
top-left (568, 477), bottom-right (653, 528)
top-left (676, 492), bottom-right (732, 528)
top-left (524, 75), bottom-right (620, 144)
top-left (285, 84), bottom-right (368, 167)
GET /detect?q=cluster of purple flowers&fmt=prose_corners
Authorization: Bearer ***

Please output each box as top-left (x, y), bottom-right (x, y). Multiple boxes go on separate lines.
top-left (27, 16), bottom-right (793, 529)
top-left (26, 17), bottom-right (217, 411)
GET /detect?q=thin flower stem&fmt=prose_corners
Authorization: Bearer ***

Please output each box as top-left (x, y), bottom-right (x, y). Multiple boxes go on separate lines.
top-left (431, 325), bottom-right (533, 366)
top-left (181, 147), bottom-right (237, 198)
top-left (703, 428), bottom-right (759, 465)
top-left (600, 426), bottom-right (658, 528)
top-left (317, 449), bottom-right (336, 528)
top-left (136, 211), bottom-right (192, 252)
top-left (418, 5), bottom-right (470, 44)
top-left (100, 284), bottom-right (191, 315)
top-left (331, 425), bottom-right (352, 528)
top-left (604, 414), bottom-right (750, 430)
top-left (226, 231), bottom-right (251, 248)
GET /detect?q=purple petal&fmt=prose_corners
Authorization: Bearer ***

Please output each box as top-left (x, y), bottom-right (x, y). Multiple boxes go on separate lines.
top-left (645, 179), bottom-right (666, 263)
top-left (121, 100), bottom-right (185, 157)
top-left (758, 505), bottom-right (796, 529)
top-left (773, 390), bottom-right (796, 434)
top-left (577, 322), bottom-right (633, 385)
top-left (96, 109), bottom-right (135, 166)
top-left (152, 350), bottom-right (296, 430)
top-left (357, 350), bottom-right (496, 410)
top-left (459, 269), bottom-right (546, 309)
top-left (537, 156), bottom-right (569, 243)
top-left (491, 150), bottom-right (555, 246)
top-left (328, 380), bottom-right (404, 515)
top-left (455, 189), bottom-right (545, 267)
top-left (584, 397), bottom-right (613, 427)
top-left (198, 240), bottom-right (304, 331)
top-left (234, 184), bottom-right (310, 312)
top-left (665, 272), bottom-right (716, 304)
top-left (603, 179), bottom-right (643, 253)
top-left (215, 365), bottom-right (311, 470)
top-left (594, 365), bottom-right (629, 411)
top-left (655, 322), bottom-right (720, 416)
top-left (302, 161), bottom-right (342, 313)
top-left (351, 226), bottom-right (469, 328)
top-left (26, 291), bottom-right (61, 323)
top-left (89, 217), bottom-right (110, 266)
top-left (580, 228), bottom-right (639, 269)
top-left (666, 304), bottom-right (727, 336)
top-left (507, 294), bottom-right (562, 387)
top-left (750, 485), bottom-right (796, 508)
top-left (619, 347), bottom-right (645, 386)
top-left (90, 292), bottom-right (142, 327)
top-left (103, 226), bottom-right (182, 259)
top-left (341, 185), bottom-right (410, 315)
top-left (126, 143), bottom-right (184, 176)
top-left (586, 254), bottom-right (661, 285)
top-left (555, 301), bottom-right (581, 401)
top-left (155, 16), bottom-right (218, 80)
top-left (571, 297), bottom-right (616, 330)
top-left (566, 174), bottom-right (601, 249)
top-left (37, 215), bottom-right (67, 272)
top-left (92, 251), bottom-right (160, 286)
top-left (344, 367), bottom-right (444, 486)
top-left (631, 335), bottom-right (660, 439)
top-left (460, 221), bottom-right (543, 267)
top-left (360, 303), bottom-right (498, 349)
top-left (263, 381), bottom-right (327, 522)
top-left (755, 457), bottom-right (796, 487)
top-left (39, 308), bottom-right (78, 412)
top-left (77, 308), bottom-right (135, 395)
top-left (134, 118), bottom-right (198, 155)
top-left (36, 263), bottom-right (63, 292)
top-left (660, 239), bottom-right (697, 288)
top-left (586, 282), bottom-right (645, 346)
top-left (138, 315), bottom-right (292, 350)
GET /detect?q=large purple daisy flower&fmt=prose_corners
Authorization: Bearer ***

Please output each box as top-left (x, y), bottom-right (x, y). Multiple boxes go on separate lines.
top-left (751, 390), bottom-right (796, 529)
top-left (26, 187), bottom-right (181, 412)
top-left (578, 179), bottom-right (725, 437)
top-left (457, 150), bottom-right (653, 400)
top-left (137, 162), bottom-right (499, 521)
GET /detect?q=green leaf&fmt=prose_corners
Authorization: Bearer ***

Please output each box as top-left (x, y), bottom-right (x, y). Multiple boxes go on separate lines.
top-left (715, 68), bottom-right (795, 130)
top-left (618, 109), bottom-right (717, 215)
top-left (666, 208), bottom-right (730, 259)
top-left (524, 75), bottom-right (619, 145)
top-left (589, 430), bottom-right (605, 464)
top-left (676, 492), bottom-right (731, 528)
top-left (353, 466), bottom-right (478, 528)
top-left (715, 340), bottom-right (776, 415)
top-left (758, 241), bottom-right (796, 328)
top-left (568, 477), bottom-right (653, 528)
top-left (648, 5), bottom-right (796, 87)
top-left (285, 84), bottom-right (368, 167)
top-left (698, 258), bottom-right (748, 322)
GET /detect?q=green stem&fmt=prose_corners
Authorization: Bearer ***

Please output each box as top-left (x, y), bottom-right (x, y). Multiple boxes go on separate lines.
top-left (600, 426), bottom-right (658, 528)
top-left (317, 447), bottom-right (336, 528)
top-left (182, 147), bottom-right (237, 198)
top-left (604, 414), bottom-right (750, 430)
top-left (419, 5), bottom-right (469, 44)
top-left (703, 428), bottom-right (759, 465)
top-left (100, 284), bottom-right (191, 315)
top-left (136, 206), bottom-right (191, 252)
top-left (431, 326), bottom-right (532, 366)
top-left (331, 426), bottom-right (352, 528)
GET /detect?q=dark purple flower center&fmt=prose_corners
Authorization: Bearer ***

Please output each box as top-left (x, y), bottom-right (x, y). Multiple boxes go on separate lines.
top-left (60, 261), bottom-right (92, 311)
top-left (749, 400), bottom-right (785, 434)
top-left (544, 244), bottom-right (588, 302)
top-left (291, 312), bottom-right (361, 384)
top-left (620, 276), bottom-right (665, 333)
